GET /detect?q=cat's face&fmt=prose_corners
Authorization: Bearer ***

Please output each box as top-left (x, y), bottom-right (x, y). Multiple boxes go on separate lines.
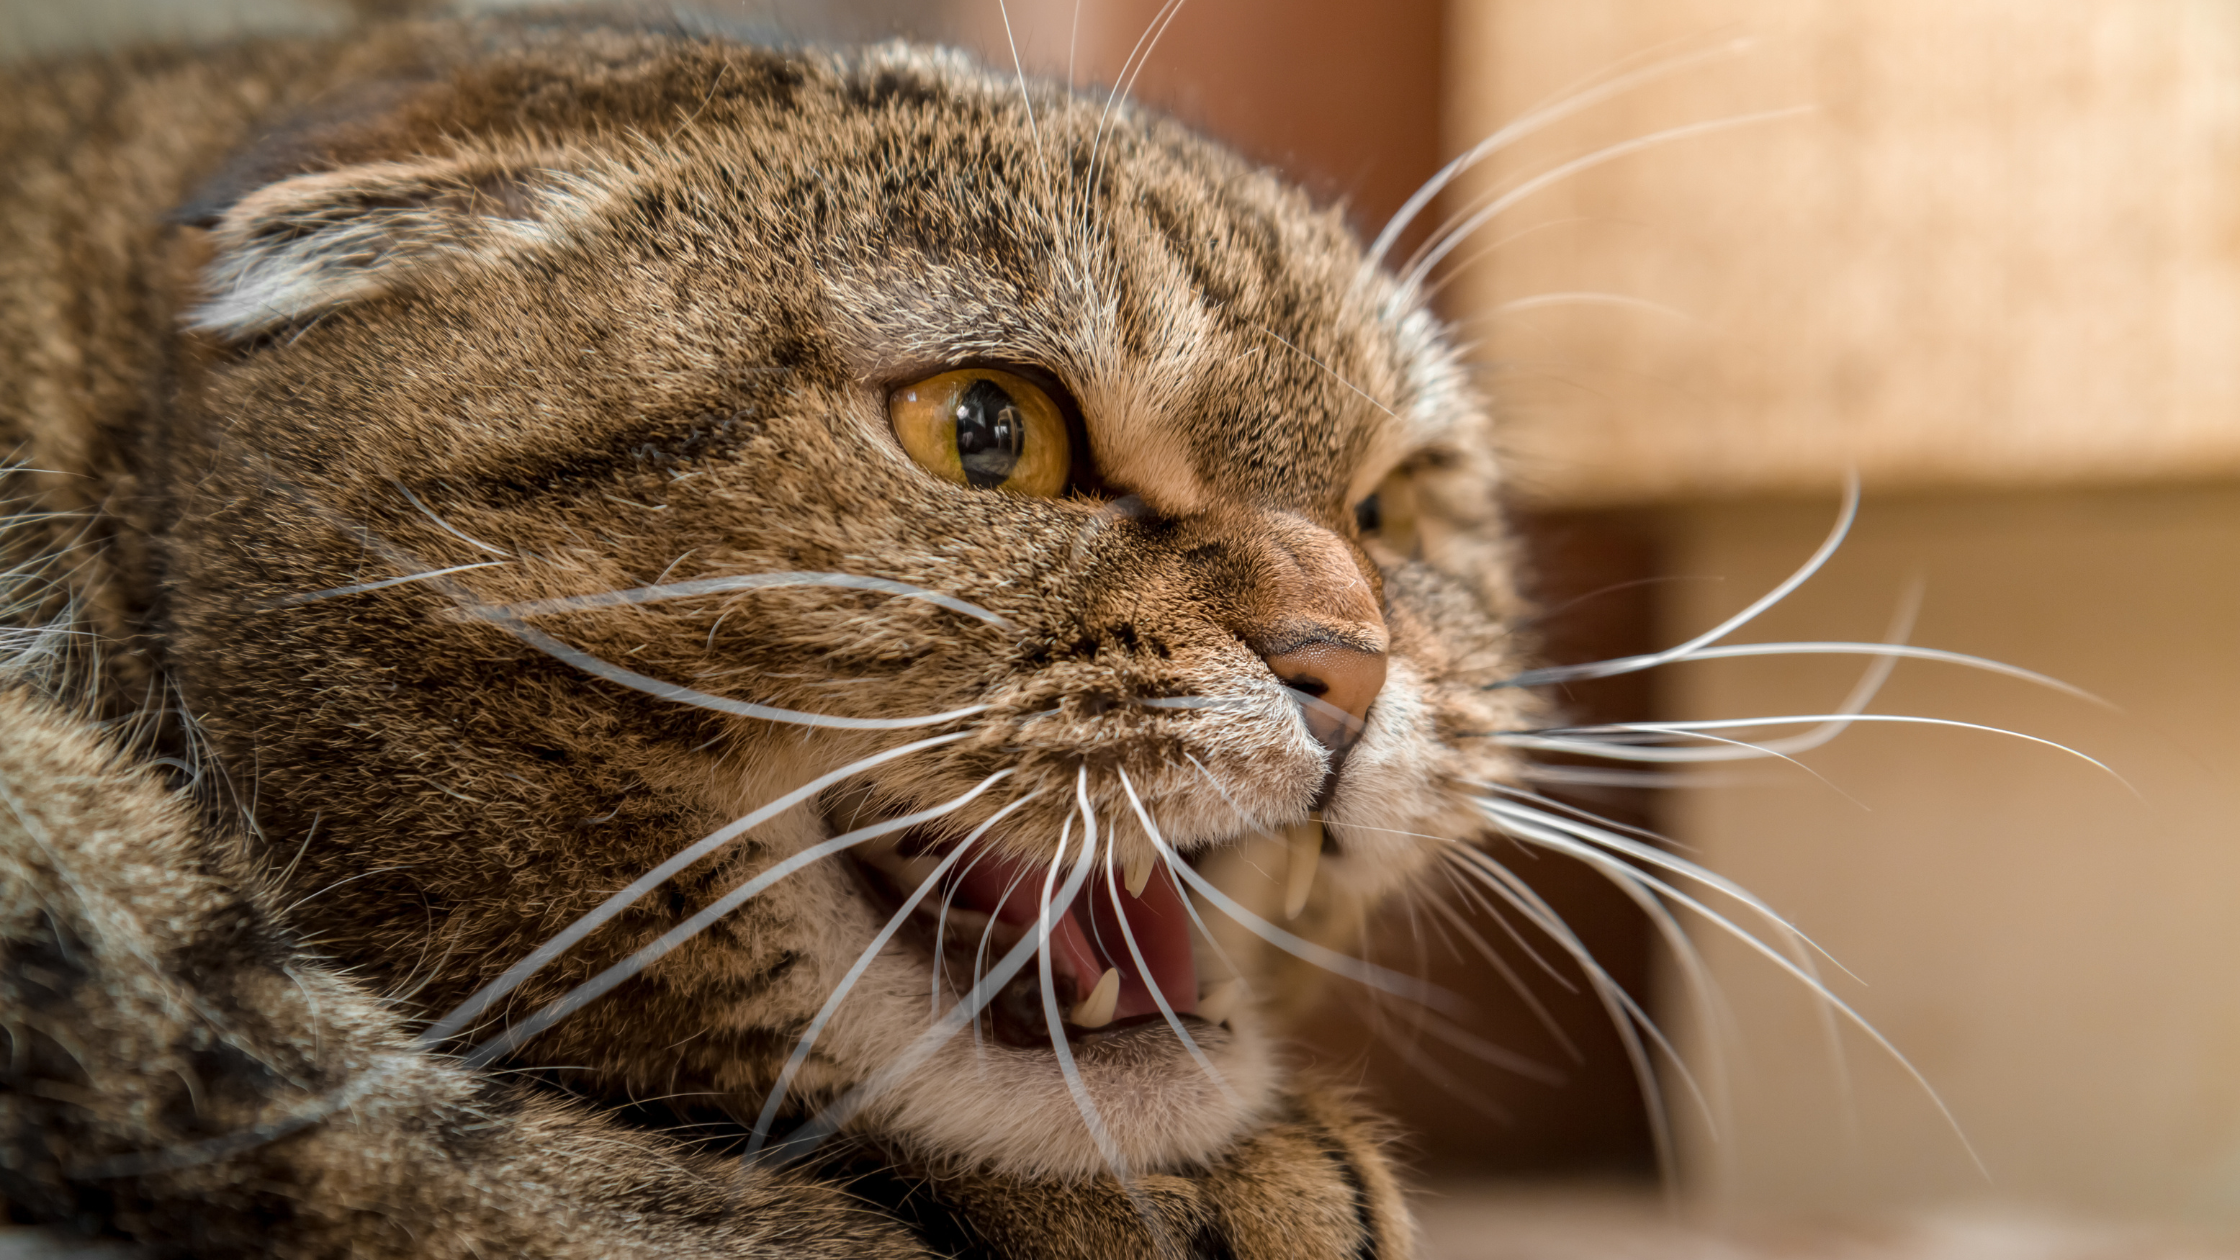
top-left (154, 28), bottom-right (1532, 1178)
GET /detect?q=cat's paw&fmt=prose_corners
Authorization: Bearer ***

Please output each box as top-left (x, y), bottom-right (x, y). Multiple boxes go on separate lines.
top-left (839, 1088), bottom-right (1415, 1260)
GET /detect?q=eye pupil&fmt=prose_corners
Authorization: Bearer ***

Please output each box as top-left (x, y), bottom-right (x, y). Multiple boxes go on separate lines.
top-left (954, 379), bottom-right (1026, 489)
top-left (1354, 492), bottom-right (1382, 534)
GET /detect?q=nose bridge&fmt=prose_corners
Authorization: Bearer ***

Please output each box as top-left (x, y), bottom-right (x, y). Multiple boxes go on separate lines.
top-left (1246, 514), bottom-right (1386, 650)
top-left (1204, 510), bottom-right (1389, 754)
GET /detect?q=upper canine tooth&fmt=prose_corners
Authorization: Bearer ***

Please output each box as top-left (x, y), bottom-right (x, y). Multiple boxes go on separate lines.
top-left (1283, 815), bottom-right (1323, 920)
top-left (1070, 967), bottom-right (1121, 1029)
top-left (861, 845), bottom-right (943, 891)
top-left (1197, 979), bottom-right (1241, 1027)
top-left (1124, 849), bottom-right (1154, 898)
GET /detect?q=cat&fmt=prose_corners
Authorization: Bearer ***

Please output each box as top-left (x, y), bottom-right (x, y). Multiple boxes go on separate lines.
top-left (0, 6), bottom-right (1550, 1256)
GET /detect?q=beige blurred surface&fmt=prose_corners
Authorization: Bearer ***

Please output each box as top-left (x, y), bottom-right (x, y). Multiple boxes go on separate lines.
top-left (1411, 1184), bottom-right (2240, 1259)
top-left (1657, 486), bottom-right (2240, 1222)
top-left (1447, 0), bottom-right (2240, 505)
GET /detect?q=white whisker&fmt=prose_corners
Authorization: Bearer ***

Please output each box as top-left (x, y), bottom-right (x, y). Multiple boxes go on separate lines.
top-left (1461, 797), bottom-right (1986, 1177)
top-left (1286, 685), bottom-right (1367, 742)
top-left (485, 616), bottom-right (993, 731)
top-left (1590, 641), bottom-right (2104, 703)
top-left (1456, 837), bottom-right (1751, 1154)
top-left (995, 0), bottom-right (1042, 157)
top-left (1520, 728), bottom-right (1872, 817)
top-left (1402, 106), bottom-right (1814, 294)
top-left (1427, 854), bottom-right (1581, 996)
top-left (1363, 33), bottom-right (1758, 271)
top-left (1108, 771), bottom-right (1239, 1103)
top-left (1478, 793), bottom-right (1809, 999)
top-left (935, 842), bottom-right (1003, 1017)
top-left (270, 561), bottom-right (507, 608)
top-left (1253, 324), bottom-right (1395, 417)
top-left (1472, 793), bottom-right (1851, 985)
top-left (1133, 694), bottom-right (1254, 711)
top-left (1082, 0), bottom-right (1190, 215)
top-left (1436, 843), bottom-right (1694, 1176)
top-left (1504, 567), bottom-right (2098, 706)
top-left (1462, 780), bottom-right (1688, 852)
top-left (1517, 714), bottom-right (2131, 790)
top-left (393, 479), bottom-right (510, 556)
top-left (248, 498), bottom-right (998, 729)
top-left (481, 570), bottom-right (1012, 629)
top-left (1516, 764), bottom-right (1714, 789)
top-left (972, 856), bottom-right (1039, 1051)
top-left (1123, 767), bottom-right (1252, 990)
top-left (1471, 291), bottom-right (1700, 323)
top-left (1415, 873), bottom-right (1582, 1061)
top-left (1156, 832), bottom-right (1456, 1011)
top-left (1501, 473), bottom-right (1859, 690)
top-left (1039, 771), bottom-right (1128, 1176)
top-left (1181, 753), bottom-right (1248, 825)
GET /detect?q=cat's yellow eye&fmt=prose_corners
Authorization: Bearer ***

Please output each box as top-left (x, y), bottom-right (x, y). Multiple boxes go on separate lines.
top-left (889, 368), bottom-right (1071, 498)
top-left (1354, 467), bottom-right (1422, 560)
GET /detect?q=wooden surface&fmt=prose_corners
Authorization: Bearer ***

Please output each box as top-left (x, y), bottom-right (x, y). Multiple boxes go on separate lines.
top-left (1445, 0), bottom-right (2240, 505)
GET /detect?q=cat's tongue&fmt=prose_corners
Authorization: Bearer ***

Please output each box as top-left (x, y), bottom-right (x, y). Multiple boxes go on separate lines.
top-left (950, 849), bottom-right (1200, 1026)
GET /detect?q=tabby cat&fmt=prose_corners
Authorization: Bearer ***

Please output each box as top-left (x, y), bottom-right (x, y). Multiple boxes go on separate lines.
top-left (0, 8), bottom-right (1542, 1256)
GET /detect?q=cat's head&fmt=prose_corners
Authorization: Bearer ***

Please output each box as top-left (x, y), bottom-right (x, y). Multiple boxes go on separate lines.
top-left (141, 19), bottom-right (1533, 1178)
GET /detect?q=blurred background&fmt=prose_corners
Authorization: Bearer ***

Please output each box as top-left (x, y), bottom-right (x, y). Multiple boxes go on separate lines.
top-left (9, 1), bottom-right (2240, 1255)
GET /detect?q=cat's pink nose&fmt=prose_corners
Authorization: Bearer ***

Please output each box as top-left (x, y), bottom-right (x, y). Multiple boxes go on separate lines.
top-left (1263, 641), bottom-right (1387, 752)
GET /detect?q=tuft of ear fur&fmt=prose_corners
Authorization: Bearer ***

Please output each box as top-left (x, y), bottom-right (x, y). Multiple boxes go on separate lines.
top-left (186, 155), bottom-right (600, 339)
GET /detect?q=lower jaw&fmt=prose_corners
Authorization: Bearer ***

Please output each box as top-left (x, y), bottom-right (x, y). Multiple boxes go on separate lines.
top-left (976, 960), bottom-right (1224, 1051)
top-left (848, 1000), bottom-right (1271, 1181)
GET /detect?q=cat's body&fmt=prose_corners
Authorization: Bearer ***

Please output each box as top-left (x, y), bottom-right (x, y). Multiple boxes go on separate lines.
top-left (0, 11), bottom-right (1529, 1255)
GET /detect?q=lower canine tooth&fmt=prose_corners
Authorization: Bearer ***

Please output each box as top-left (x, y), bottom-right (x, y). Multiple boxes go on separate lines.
top-left (1070, 967), bottom-right (1121, 1029)
top-left (1283, 815), bottom-right (1323, 920)
top-left (1124, 849), bottom-right (1154, 898)
top-left (1197, 979), bottom-right (1241, 1027)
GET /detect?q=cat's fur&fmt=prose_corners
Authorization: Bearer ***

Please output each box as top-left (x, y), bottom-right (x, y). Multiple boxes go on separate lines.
top-left (0, 10), bottom-right (1529, 1255)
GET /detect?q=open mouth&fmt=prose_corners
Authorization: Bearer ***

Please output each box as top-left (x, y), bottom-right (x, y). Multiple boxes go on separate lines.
top-left (848, 819), bottom-right (1227, 1050)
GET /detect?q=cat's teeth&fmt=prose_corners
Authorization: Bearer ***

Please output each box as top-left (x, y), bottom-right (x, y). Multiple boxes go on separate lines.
top-left (1070, 967), bottom-right (1121, 1029)
top-left (1283, 815), bottom-right (1323, 920)
top-left (857, 843), bottom-right (943, 892)
top-left (1124, 849), bottom-right (1154, 898)
top-left (1197, 979), bottom-right (1241, 1027)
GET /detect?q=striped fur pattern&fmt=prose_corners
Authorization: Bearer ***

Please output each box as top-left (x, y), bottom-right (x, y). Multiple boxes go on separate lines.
top-left (0, 10), bottom-right (1528, 1255)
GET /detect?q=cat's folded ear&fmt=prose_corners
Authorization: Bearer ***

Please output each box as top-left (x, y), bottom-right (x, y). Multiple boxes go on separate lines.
top-left (182, 151), bottom-right (600, 340)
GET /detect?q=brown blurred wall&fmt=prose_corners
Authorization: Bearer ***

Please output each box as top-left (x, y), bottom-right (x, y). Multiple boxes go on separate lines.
top-left (953, 0), bottom-right (1446, 252)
